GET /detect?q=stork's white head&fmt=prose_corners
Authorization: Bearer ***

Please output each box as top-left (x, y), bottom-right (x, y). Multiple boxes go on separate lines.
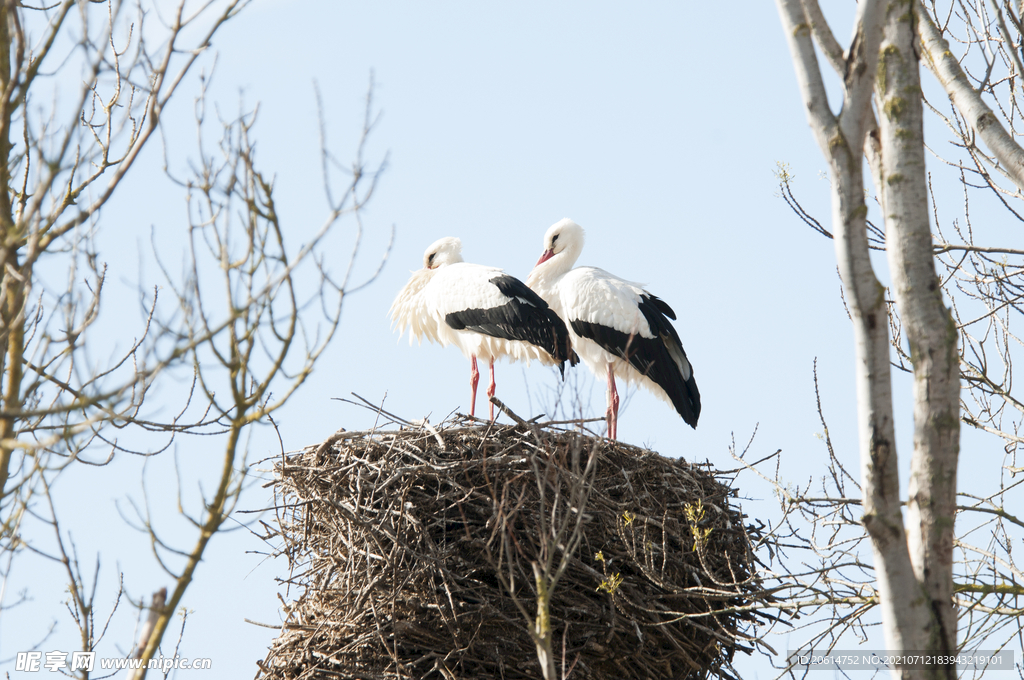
top-left (534, 218), bottom-right (584, 270)
top-left (423, 236), bottom-right (464, 269)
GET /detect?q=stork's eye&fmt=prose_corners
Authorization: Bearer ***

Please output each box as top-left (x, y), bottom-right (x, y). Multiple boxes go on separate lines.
top-left (551, 234), bottom-right (559, 245)
top-left (427, 253), bottom-right (436, 266)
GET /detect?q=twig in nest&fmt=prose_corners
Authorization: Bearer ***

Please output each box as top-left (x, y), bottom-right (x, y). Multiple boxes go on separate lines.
top-left (489, 396), bottom-right (527, 425)
top-left (417, 419), bottom-right (446, 450)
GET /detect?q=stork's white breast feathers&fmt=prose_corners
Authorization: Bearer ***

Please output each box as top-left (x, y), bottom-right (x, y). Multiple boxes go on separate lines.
top-left (390, 268), bottom-right (438, 346)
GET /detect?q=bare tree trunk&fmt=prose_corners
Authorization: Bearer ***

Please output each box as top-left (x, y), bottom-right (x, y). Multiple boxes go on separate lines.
top-left (0, 3), bottom-right (18, 499)
top-left (876, 5), bottom-right (960, 674)
top-left (532, 566), bottom-right (556, 680)
top-left (774, 0), bottom-right (1022, 666)
top-left (777, 1), bottom-right (954, 674)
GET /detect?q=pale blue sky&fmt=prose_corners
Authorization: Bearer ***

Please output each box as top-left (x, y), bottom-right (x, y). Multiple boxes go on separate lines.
top-left (7, 1), bottom-right (997, 677)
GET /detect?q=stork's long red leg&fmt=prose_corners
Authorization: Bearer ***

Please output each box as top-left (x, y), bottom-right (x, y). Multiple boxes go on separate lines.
top-left (487, 360), bottom-right (496, 421)
top-left (606, 363), bottom-right (619, 439)
top-left (470, 355), bottom-right (480, 417)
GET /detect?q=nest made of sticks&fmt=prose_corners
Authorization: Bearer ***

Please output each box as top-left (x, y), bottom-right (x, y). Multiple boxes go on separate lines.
top-left (257, 415), bottom-right (773, 680)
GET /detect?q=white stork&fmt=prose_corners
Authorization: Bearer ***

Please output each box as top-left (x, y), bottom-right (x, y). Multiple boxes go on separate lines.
top-left (526, 219), bottom-right (700, 439)
top-left (391, 236), bottom-right (577, 420)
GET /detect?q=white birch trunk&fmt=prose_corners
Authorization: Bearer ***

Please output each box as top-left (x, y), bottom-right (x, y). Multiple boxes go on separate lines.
top-left (876, 5), bottom-right (961, 674)
top-left (779, 2), bottom-right (959, 675)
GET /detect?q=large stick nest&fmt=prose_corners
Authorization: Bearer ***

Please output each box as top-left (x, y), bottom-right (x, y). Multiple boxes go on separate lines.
top-left (257, 416), bottom-right (773, 680)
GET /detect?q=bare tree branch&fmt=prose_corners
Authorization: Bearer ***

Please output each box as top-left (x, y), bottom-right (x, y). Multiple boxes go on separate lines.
top-left (918, 2), bottom-right (1024, 192)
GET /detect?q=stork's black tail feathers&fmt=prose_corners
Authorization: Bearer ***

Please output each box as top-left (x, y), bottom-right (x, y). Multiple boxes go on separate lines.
top-left (571, 293), bottom-right (700, 429)
top-left (638, 294), bottom-right (700, 428)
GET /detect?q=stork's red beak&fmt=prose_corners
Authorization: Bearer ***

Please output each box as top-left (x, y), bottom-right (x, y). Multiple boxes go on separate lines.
top-left (534, 249), bottom-right (554, 267)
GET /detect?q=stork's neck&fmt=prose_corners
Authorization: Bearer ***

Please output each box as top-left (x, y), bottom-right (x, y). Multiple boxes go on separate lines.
top-left (528, 243), bottom-right (579, 289)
